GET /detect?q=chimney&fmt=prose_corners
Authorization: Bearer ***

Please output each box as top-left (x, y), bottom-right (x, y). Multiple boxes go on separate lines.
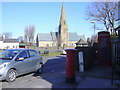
top-left (2, 35), bottom-right (5, 40)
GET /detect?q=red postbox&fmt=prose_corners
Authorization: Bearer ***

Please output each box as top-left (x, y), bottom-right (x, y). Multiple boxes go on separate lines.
top-left (98, 31), bottom-right (111, 66)
top-left (65, 49), bottom-right (77, 83)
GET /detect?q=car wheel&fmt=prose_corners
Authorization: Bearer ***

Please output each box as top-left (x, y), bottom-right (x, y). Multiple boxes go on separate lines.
top-left (39, 63), bottom-right (44, 73)
top-left (6, 69), bottom-right (17, 82)
top-left (36, 63), bottom-right (43, 73)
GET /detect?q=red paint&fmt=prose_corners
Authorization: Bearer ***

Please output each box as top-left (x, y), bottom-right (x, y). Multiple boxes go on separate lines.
top-left (98, 31), bottom-right (111, 66)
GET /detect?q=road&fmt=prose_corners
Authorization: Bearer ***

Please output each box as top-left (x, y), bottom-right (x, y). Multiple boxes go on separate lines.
top-left (1, 55), bottom-right (119, 89)
top-left (1, 55), bottom-right (66, 89)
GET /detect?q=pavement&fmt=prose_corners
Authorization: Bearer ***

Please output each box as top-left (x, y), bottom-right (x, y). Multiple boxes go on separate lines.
top-left (34, 55), bottom-right (120, 89)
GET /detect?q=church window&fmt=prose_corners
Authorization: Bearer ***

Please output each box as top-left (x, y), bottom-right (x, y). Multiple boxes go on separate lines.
top-left (64, 21), bottom-right (66, 25)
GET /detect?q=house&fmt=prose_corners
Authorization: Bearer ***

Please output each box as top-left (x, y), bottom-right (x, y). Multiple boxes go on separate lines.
top-left (0, 36), bottom-right (19, 49)
top-left (0, 37), bottom-right (3, 49)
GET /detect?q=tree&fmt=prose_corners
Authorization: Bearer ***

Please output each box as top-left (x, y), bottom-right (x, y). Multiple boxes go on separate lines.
top-left (91, 34), bottom-right (98, 43)
top-left (2, 32), bottom-right (12, 39)
top-left (87, 37), bottom-right (91, 46)
top-left (18, 36), bottom-right (24, 43)
top-left (85, 2), bottom-right (118, 35)
top-left (24, 25), bottom-right (35, 44)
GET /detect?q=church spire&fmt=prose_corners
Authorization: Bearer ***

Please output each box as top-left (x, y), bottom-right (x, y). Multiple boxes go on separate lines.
top-left (58, 3), bottom-right (68, 47)
top-left (60, 3), bottom-right (67, 25)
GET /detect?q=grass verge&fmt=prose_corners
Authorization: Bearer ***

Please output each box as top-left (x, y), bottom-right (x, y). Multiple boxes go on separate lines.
top-left (41, 52), bottom-right (61, 57)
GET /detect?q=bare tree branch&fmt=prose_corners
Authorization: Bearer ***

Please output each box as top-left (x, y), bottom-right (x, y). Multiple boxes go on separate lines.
top-left (85, 2), bottom-right (118, 35)
top-left (24, 25), bottom-right (35, 44)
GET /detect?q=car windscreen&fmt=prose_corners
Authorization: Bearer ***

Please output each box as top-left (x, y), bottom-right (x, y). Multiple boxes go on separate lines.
top-left (0, 50), bottom-right (20, 60)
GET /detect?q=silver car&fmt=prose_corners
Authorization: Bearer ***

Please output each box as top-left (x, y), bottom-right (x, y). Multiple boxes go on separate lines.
top-left (0, 48), bottom-right (43, 82)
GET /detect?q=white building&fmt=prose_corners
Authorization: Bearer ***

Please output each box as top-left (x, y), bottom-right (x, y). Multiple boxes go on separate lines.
top-left (0, 37), bottom-right (3, 49)
top-left (0, 37), bottom-right (19, 50)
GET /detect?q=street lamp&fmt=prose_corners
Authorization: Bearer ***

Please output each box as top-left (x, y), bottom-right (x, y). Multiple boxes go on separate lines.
top-left (91, 21), bottom-right (96, 35)
top-left (33, 40), bottom-right (35, 49)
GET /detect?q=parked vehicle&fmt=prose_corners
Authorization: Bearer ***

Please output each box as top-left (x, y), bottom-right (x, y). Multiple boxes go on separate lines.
top-left (61, 50), bottom-right (66, 55)
top-left (0, 48), bottom-right (43, 82)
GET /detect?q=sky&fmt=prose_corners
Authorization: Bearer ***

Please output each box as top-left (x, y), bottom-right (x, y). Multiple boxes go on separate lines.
top-left (1, 1), bottom-right (104, 39)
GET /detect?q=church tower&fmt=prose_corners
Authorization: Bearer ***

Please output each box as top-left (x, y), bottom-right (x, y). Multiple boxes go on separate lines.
top-left (58, 3), bottom-right (68, 47)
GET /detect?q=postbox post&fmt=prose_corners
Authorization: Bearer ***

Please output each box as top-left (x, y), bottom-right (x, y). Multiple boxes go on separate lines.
top-left (65, 49), bottom-right (77, 83)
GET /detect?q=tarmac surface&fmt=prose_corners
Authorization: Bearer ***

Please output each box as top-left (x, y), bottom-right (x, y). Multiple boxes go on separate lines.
top-left (1, 55), bottom-right (120, 89)
top-left (35, 55), bottom-right (120, 89)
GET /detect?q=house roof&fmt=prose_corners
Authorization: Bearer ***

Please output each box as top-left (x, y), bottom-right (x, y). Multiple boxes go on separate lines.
top-left (0, 37), bottom-right (3, 41)
top-left (3, 39), bottom-right (19, 43)
top-left (37, 32), bottom-right (85, 42)
top-left (0, 36), bottom-right (19, 43)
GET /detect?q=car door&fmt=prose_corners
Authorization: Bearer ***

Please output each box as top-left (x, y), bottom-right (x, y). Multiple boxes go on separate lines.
top-left (28, 50), bottom-right (41, 70)
top-left (14, 50), bottom-right (32, 74)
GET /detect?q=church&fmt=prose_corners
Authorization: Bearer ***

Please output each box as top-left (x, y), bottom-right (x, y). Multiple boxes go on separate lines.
top-left (36, 3), bottom-right (85, 47)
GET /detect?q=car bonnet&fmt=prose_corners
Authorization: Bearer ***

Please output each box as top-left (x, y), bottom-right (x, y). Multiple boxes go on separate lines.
top-left (0, 59), bottom-right (11, 65)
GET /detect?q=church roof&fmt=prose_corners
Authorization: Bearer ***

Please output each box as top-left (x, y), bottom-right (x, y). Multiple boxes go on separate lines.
top-left (69, 32), bottom-right (85, 41)
top-left (37, 32), bottom-right (58, 41)
top-left (37, 32), bottom-right (85, 42)
top-left (69, 32), bottom-right (79, 41)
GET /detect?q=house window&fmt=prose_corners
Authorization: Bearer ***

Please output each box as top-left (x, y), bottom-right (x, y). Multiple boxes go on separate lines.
top-left (6, 46), bottom-right (9, 49)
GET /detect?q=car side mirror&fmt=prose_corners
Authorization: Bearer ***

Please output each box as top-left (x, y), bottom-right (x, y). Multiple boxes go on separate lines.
top-left (15, 57), bottom-right (24, 61)
top-left (19, 57), bottom-right (24, 60)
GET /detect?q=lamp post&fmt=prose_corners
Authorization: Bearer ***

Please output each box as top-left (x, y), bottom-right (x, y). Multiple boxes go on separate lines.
top-left (33, 40), bottom-right (35, 49)
top-left (91, 21), bottom-right (96, 35)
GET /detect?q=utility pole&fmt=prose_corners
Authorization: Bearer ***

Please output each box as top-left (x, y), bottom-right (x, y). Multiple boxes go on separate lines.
top-left (91, 21), bottom-right (96, 35)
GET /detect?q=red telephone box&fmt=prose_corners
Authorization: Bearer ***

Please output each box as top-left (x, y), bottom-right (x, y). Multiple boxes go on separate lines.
top-left (98, 31), bottom-right (111, 66)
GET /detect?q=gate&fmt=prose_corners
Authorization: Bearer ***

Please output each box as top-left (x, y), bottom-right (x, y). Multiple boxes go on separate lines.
top-left (111, 37), bottom-right (120, 87)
